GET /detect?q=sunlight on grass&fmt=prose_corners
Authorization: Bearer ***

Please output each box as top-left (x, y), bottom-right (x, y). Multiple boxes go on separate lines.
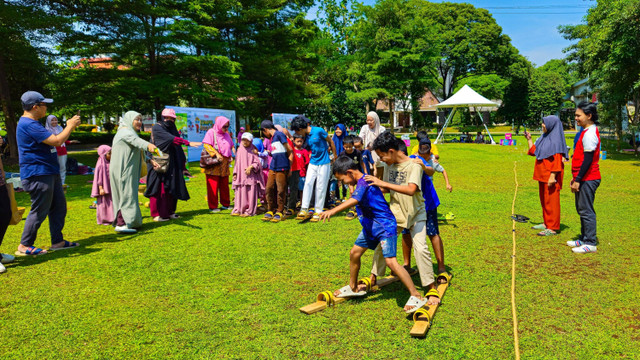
top-left (1, 140), bottom-right (639, 358)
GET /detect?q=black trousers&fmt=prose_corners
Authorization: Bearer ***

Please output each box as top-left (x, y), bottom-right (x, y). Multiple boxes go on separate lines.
top-left (0, 185), bottom-right (12, 247)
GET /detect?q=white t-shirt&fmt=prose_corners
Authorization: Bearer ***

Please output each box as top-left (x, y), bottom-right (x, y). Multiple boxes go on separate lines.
top-left (581, 125), bottom-right (599, 152)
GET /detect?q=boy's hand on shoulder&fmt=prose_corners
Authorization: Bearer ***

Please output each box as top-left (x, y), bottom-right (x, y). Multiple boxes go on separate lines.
top-left (411, 158), bottom-right (423, 165)
top-left (364, 175), bottom-right (382, 187)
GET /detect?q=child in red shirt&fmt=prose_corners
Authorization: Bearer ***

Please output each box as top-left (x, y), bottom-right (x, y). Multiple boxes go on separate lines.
top-left (286, 134), bottom-right (310, 216)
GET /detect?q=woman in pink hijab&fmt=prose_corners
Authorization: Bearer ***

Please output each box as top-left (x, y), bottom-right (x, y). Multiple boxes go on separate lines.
top-left (203, 116), bottom-right (234, 212)
top-left (91, 145), bottom-right (114, 225)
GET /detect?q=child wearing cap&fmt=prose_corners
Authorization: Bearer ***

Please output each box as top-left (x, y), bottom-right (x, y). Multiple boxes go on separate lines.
top-left (15, 91), bottom-right (82, 256)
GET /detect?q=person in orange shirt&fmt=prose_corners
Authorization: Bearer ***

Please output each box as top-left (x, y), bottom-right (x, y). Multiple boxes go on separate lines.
top-left (524, 115), bottom-right (568, 236)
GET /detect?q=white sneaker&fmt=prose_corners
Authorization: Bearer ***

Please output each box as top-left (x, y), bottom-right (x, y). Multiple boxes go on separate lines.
top-left (169, 214), bottom-right (180, 219)
top-left (210, 208), bottom-right (221, 213)
top-left (0, 262), bottom-right (5, 273)
top-left (0, 253), bottom-right (15, 264)
top-left (566, 240), bottom-right (583, 247)
top-left (115, 226), bottom-right (137, 234)
top-left (572, 245), bottom-right (597, 254)
top-left (153, 216), bottom-right (170, 222)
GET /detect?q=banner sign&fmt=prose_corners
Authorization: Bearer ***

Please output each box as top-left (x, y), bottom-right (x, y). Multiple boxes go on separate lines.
top-left (165, 106), bottom-right (236, 162)
top-left (271, 113), bottom-right (300, 130)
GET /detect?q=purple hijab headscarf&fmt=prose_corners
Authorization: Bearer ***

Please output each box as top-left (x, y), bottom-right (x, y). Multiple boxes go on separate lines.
top-left (534, 115), bottom-right (568, 160)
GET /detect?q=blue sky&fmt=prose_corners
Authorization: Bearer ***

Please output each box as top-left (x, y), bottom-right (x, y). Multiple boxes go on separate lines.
top-left (308, 0), bottom-right (592, 67)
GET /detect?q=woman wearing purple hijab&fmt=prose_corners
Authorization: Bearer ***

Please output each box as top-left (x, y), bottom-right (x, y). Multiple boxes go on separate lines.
top-left (237, 127), bottom-right (245, 145)
top-left (524, 115), bottom-right (568, 236)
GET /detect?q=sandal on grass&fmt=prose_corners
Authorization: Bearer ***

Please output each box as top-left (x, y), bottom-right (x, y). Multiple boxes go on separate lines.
top-left (15, 246), bottom-right (47, 256)
top-left (436, 272), bottom-right (452, 284)
top-left (511, 214), bottom-right (530, 223)
top-left (537, 229), bottom-right (557, 236)
top-left (334, 285), bottom-right (366, 298)
top-left (50, 240), bottom-right (79, 251)
top-left (404, 295), bottom-right (428, 314)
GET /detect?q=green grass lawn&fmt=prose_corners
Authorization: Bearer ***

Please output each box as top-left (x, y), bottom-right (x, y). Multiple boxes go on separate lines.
top-left (1, 140), bottom-right (639, 359)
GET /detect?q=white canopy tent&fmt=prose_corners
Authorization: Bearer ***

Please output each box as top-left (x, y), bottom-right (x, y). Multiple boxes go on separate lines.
top-left (434, 85), bottom-right (499, 144)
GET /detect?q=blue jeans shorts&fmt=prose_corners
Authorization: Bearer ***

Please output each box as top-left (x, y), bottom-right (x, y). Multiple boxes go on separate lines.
top-left (354, 231), bottom-right (397, 258)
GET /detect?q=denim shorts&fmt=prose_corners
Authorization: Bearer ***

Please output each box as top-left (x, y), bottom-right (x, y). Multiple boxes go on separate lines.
top-left (425, 209), bottom-right (439, 236)
top-left (354, 231), bottom-right (397, 258)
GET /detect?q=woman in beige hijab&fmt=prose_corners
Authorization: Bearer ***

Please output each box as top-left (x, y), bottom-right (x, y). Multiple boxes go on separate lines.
top-left (358, 111), bottom-right (386, 178)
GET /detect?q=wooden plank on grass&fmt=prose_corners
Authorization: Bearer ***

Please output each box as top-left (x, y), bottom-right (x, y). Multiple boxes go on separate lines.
top-left (409, 279), bottom-right (451, 338)
top-left (299, 271), bottom-right (415, 315)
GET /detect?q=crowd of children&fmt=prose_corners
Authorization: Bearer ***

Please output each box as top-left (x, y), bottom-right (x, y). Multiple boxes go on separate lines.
top-left (85, 113), bottom-right (454, 312)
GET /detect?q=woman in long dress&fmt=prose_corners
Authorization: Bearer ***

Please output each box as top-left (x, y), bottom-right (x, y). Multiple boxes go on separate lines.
top-left (144, 108), bottom-right (201, 221)
top-left (358, 111), bottom-right (386, 178)
top-left (109, 111), bottom-right (158, 233)
top-left (202, 116), bottom-right (234, 213)
top-left (524, 115), bottom-right (568, 236)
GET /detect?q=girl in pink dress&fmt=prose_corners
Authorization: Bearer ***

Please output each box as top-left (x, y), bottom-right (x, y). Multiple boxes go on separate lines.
top-left (231, 133), bottom-right (264, 216)
top-left (91, 145), bottom-right (114, 225)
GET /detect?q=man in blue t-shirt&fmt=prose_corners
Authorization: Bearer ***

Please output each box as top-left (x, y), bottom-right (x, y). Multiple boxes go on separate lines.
top-left (290, 116), bottom-right (336, 222)
top-left (15, 91), bottom-right (81, 256)
top-left (260, 120), bottom-right (292, 223)
top-left (318, 155), bottom-right (428, 312)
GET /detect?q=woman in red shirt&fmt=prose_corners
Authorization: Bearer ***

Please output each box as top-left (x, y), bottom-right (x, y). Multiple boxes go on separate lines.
top-left (524, 115), bottom-right (568, 236)
top-left (46, 115), bottom-right (79, 185)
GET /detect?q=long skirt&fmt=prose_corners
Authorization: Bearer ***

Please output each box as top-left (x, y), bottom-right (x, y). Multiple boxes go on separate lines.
top-left (96, 194), bottom-right (114, 225)
top-left (232, 184), bottom-right (259, 216)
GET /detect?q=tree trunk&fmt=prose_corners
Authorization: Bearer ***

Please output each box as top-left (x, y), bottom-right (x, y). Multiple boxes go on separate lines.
top-left (389, 98), bottom-right (395, 131)
top-left (0, 52), bottom-right (18, 159)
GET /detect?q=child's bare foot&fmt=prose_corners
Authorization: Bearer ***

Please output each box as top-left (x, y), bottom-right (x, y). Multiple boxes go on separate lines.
top-left (425, 288), bottom-right (441, 305)
top-left (436, 271), bottom-right (451, 284)
top-left (357, 274), bottom-right (376, 292)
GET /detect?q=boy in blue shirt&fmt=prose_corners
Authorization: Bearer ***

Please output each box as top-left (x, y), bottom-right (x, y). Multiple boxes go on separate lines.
top-left (319, 155), bottom-right (428, 313)
top-left (260, 120), bottom-right (292, 223)
top-left (291, 116), bottom-right (337, 222)
top-left (354, 136), bottom-right (374, 176)
top-left (342, 135), bottom-right (364, 220)
top-left (406, 141), bottom-right (450, 283)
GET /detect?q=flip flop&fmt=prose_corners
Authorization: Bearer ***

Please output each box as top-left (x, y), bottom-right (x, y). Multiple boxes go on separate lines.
top-left (511, 214), bottom-right (530, 223)
top-left (15, 246), bottom-right (48, 256)
top-left (334, 285), bottom-right (366, 298)
top-left (404, 295), bottom-right (428, 314)
top-left (49, 240), bottom-right (79, 252)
